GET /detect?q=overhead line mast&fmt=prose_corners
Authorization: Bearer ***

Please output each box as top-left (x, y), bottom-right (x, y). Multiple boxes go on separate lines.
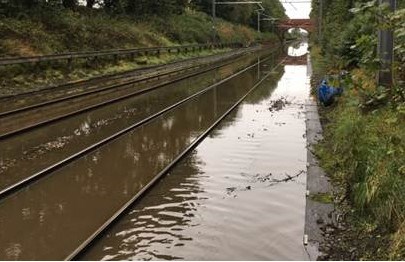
top-left (212, 0), bottom-right (266, 38)
top-left (378, 0), bottom-right (396, 87)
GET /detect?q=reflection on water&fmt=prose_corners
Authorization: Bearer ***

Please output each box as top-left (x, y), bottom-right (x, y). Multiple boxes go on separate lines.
top-left (0, 50), bottom-right (284, 260)
top-left (83, 49), bottom-right (311, 260)
top-left (288, 42), bottom-right (308, 57)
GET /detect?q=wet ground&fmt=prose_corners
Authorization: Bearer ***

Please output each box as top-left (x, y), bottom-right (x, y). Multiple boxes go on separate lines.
top-left (0, 44), bottom-right (312, 260)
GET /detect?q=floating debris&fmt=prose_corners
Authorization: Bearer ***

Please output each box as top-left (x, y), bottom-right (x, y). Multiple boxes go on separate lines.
top-left (23, 135), bottom-right (73, 160)
top-left (251, 173), bottom-right (273, 183)
top-left (268, 97), bottom-right (291, 112)
top-left (267, 170), bottom-right (305, 185)
top-left (0, 158), bottom-right (17, 174)
top-left (226, 187), bottom-right (237, 195)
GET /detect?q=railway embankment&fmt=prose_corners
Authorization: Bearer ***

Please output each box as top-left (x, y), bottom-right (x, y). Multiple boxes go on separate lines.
top-left (308, 45), bottom-right (404, 260)
top-left (0, 8), bottom-right (277, 94)
top-left (307, 1), bottom-right (404, 259)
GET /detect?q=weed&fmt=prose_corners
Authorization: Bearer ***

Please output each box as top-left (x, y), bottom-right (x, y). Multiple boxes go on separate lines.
top-left (315, 68), bottom-right (405, 259)
top-left (310, 192), bottom-right (334, 204)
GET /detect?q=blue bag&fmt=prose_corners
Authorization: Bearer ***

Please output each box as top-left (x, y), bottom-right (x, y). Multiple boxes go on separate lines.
top-left (317, 79), bottom-right (343, 106)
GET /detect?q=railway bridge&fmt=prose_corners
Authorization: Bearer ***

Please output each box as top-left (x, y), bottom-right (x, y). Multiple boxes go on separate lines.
top-left (276, 19), bottom-right (315, 33)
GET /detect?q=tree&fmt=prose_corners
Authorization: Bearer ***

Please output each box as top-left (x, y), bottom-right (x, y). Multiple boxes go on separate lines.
top-left (62, 0), bottom-right (77, 9)
top-left (86, 0), bottom-right (96, 8)
top-left (126, 0), bottom-right (188, 17)
top-left (192, 0), bottom-right (286, 31)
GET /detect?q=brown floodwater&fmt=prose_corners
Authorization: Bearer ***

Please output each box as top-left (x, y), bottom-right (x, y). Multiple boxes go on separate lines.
top-left (0, 50), bottom-right (275, 193)
top-left (0, 50), bottom-right (285, 260)
top-left (0, 50), bottom-right (253, 137)
top-left (81, 53), bottom-right (311, 260)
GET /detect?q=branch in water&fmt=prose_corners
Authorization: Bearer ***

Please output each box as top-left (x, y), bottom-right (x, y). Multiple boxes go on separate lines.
top-left (267, 170), bottom-right (306, 186)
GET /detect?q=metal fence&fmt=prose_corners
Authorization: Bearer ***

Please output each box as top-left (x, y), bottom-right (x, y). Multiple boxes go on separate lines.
top-left (0, 42), bottom-right (243, 67)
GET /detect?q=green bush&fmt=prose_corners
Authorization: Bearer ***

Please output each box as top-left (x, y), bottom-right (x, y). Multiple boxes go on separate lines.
top-left (315, 70), bottom-right (405, 259)
top-left (0, 8), bottom-right (271, 57)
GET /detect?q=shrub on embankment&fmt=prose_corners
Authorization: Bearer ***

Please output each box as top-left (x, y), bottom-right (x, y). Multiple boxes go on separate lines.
top-left (0, 7), bottom-right (280, 94)
top-left (310, 0), bottom-right (404, 259)
top-left (314, 67), bottom-right (405, 259)
top-left (0, 7), bottom-right (265, 57)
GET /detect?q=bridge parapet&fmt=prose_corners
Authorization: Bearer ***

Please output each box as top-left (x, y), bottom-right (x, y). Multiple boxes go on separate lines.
top-left (277, 19), bottom-right (315, 32)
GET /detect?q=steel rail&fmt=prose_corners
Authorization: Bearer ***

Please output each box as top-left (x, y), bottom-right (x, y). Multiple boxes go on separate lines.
top-left (0, 43), bottom-right (240, 66)
top-left (0, 51), bottom-right (256, 140)
top-left (67, 56), bottom-right (286, 261)
top-left (0, 48), bottom-right (251, 118)
top-left (0, 55), bottom-right (274, 201)
top-left (0, 46), bottom-right (252, 102)
top-left (0, 65), bottom-right (193, 118)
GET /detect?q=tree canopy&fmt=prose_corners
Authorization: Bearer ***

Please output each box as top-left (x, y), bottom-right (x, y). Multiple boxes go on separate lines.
top-left (0, 0), bottom-right (286, 32)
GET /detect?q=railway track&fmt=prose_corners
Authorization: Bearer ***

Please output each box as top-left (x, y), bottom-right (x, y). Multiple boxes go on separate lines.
top-left (0, 49), bottom-right (283, 260)
top-left (0, 47), bottom-right (259, 139)
top-left (70, 56), bottom-right (286, 261)
top-left (0, 59), bottom-right (262, 198)
top-left (0, 48), bottom-right (275, 197)
top-left (0, 47), bottom-right (253, 114)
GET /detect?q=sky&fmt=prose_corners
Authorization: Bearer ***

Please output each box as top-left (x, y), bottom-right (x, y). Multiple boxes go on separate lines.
top-left (279, 0), bottom-right (312, 19)
top-left (77, 0), bottom-right (312, 19)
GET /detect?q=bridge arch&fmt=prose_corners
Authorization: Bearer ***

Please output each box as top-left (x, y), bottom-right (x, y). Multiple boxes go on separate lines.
top-left (276, 19), bottom-right (315, 33)
top-left (275, 19), bottom-right (315, 41)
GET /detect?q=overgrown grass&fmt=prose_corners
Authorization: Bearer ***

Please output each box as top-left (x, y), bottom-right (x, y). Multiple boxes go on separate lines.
top-left (0, 8), bottom-right (263, 57)
top-left (314, 67), bottom-right (405, 259)
top-left (0, 8), bottom-right (275, 95)
top-left (0, 9), bottom-right (169, 56)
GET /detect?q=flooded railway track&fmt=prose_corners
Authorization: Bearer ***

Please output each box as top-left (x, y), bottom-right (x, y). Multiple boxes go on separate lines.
top-left (0, 48), bottom-right (256, 139)
top-left (0, 48), bottom-right (285, 260)
top-left (83, 55), bottom-right (310, 261)
top-left (0, 49), bottom-right (275, 198)
top-left (0, 48), bottom-right (253, 116)
top-left (67, 57), bottom-right (287, 261)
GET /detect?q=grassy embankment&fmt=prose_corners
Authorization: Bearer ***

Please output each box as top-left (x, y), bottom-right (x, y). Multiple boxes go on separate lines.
top-left (0, 8), bottom-right (277, 95)
top-left (310, 43), bottom-right (404, 260)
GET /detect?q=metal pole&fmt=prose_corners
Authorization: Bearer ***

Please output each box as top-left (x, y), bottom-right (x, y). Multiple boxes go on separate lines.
top-left (212, 0), bottom-right (216, 42)
top-left (377, 0), bottom-right (396, 87)
top-left (212, 1), bottom-right (263, 42)
top-left (212, 0), bottom-right (216, 22)
top-left (257, 11), bottom-right (261, 33)
top-left (318, 0), bottom-right (323, 43)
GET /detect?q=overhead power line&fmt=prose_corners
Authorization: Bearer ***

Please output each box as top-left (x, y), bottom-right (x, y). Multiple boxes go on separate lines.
top-left (279, 1), bottom-right (311, 3)
top-left (215, 1), bottom-right (263, 4)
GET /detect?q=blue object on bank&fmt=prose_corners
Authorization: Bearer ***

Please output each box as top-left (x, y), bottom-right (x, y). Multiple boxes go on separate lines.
top-left (317, 79), bottom-right (343, 106)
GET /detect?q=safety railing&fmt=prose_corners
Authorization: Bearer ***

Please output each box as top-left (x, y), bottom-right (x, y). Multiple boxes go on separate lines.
top-left (0, 42), bottom-right (243, 67)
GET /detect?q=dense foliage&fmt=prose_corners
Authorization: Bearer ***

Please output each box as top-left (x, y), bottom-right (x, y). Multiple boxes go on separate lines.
top-left (0, 0), bottom-right (287, 57)
top-left (0, 8), bottom-right (272, 57)
top-left (193, 0), bottom-right (286, 31)
top-left (311, 0), bottom-right (404, 81)
top-left (0, 0), bottom-right (281, 90)
top-left (310, 0), bottom-right (404, 259)
top-left (0, 0), bottom-right (286, 29)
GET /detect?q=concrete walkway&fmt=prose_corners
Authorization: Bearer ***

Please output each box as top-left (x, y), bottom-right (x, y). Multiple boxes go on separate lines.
top-left (304, 94), bottom-right (335, 260)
